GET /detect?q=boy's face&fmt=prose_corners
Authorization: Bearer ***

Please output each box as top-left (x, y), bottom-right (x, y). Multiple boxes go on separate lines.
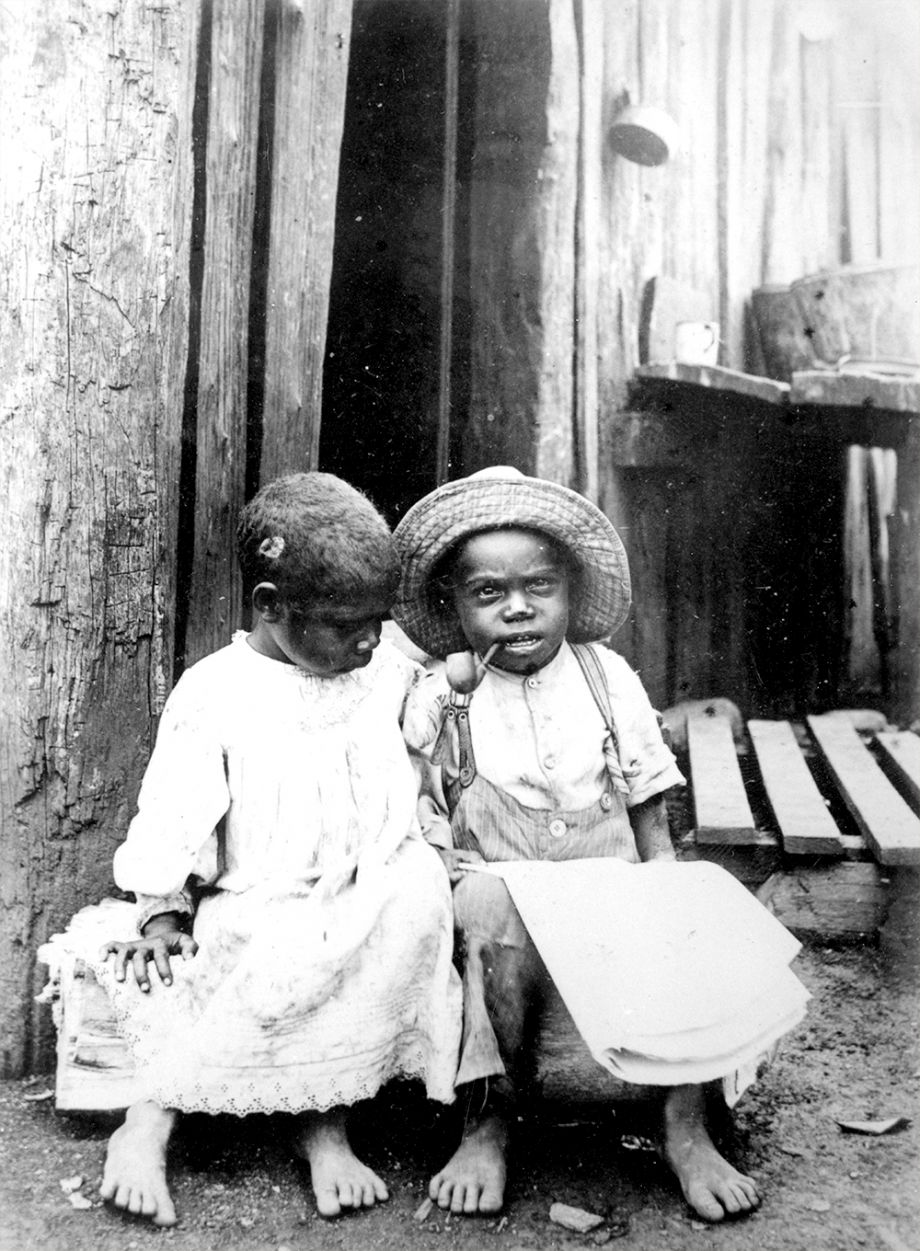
top-left (450, 528), bottom-right (570, 674)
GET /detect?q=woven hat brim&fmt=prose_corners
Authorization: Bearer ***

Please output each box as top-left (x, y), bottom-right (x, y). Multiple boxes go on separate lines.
top-left (392, 476), bottom-right (631, 658)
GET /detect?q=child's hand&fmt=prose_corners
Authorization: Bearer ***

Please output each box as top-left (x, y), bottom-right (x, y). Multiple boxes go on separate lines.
top-left (99, 918), bottom-right (198, 993)
top-left (437, 847), bottom-right (485, 883)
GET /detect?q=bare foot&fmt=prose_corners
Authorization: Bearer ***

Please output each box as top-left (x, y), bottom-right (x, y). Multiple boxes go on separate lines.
top-left (99, 1101), bottom-right (178, 1226)
top-left (294, 1110), bottom-right (389, 1218)
top-left (429, 1113), bottom-right (508, 1214)
top-left (664, 1086), bottom-right (761, 1222)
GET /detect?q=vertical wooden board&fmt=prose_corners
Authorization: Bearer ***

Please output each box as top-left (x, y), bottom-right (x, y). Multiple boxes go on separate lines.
top-left (260, 0), bottom-right (353, 484)
top-left (0, 2), bottom-right (197, 1073)
top-left (891, 429), bottom-right (920, 725)
top-left (688, 715), bottom-right (756, 843)
top-left (467, 0), bottom-right (578, 484)
top-left (596, 0), bottom-right (642, 416)
top-left (760, 0), bottom-right (805, 284)
top-left (837, 11), bottom-right (879, 265)
top-left (607, 470), bottom-right (672, 708)
top-left (667, 469), bottom-right (716, 704)
top-left (808, 714), bottom-right (920, 866)
top-left (799, 24), bottom-right (838, 272)
top-left (574, 0), bottom-right (603, 502)
top-left (661, 0), bottom-right (719, 304)
top-left (843, 447), bottom-right (878, 691)
top-left (876, 4), bottom-right (920, 264)
top-left (718, 0), bottom-right (776, 368)
top-left (748, 719), bottom-right (844, 855)
top-left (185, 0), bottom-right (266, 667)
top-left (875, 731), bottom-right (920, 812)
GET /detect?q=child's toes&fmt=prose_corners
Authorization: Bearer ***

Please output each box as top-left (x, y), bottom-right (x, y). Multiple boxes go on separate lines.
top-left (370, 1175), bottom-right (388, 1204)
top-left (462, 1183), bottom-right (483, 1214)
top-left (687, 1182), bottom-right (726, 1222)
top-left (314, 1183), bottom-right (342, 1218)
top-left (431, 1178), bottom-right (453, 1208)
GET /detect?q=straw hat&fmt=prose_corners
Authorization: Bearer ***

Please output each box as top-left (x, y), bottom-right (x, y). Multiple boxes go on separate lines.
top-left (392, 467), bottom-right (631, 658)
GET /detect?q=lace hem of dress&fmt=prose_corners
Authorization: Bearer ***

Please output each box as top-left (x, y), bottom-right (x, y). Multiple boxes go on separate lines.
top-left (141, 1043), bottom-right (442, 1115)
top-left (88, 955), bottom-right (455, 1114)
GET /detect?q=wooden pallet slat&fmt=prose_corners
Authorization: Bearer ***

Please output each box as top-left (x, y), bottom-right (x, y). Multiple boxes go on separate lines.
top-left (756, 862), bottom-right (888, 942)
top-left (687, 714), bottom-right (757, 844)
top-left (748, 719), bottom-right (844, 856)
top-left (875, 731), bottom-right (920, 811)
top-left (807, 714), bottom-right (920, 866)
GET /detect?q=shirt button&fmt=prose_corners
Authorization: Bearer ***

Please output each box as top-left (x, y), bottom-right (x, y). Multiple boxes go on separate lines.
top-left (600, 792), bottom-right (613, 811)
top-left (526, 677), bottom-right (539, 689)
top-left (544, 755), bottom-right (556, 770)
top-left (549, 818), bottom-right (567, 838)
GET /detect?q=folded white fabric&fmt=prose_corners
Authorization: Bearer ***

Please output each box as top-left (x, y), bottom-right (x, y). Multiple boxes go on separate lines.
top-left (475, 858), bottom-right (809, 1088)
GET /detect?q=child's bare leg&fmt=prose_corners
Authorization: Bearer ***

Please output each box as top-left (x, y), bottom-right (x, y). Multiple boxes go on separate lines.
top-left (431, 914), bottom-right (541, 1215)
top-left (100, 1100), bottom-right (178, 1226)
top-left (663, 1084), bottom-right (761, 1222)
top-left (293, 1108), bottom-right (388, 1218)
top-left (429, 1101), bottom-right (508, 1214)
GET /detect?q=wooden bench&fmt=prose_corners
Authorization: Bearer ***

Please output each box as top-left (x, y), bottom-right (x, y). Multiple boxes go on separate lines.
top-left (40, 714), bottom-right (920, 1114)
top-left (688, 712), bottom-right (920, 867)
top-left (684, 712), bottom-right (919, 944)
top-left (40, 951), bottom-right (639, 1114)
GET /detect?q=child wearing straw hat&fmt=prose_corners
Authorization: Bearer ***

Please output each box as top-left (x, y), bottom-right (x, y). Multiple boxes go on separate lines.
top-left (393, 467), bottom-right (808, 1224)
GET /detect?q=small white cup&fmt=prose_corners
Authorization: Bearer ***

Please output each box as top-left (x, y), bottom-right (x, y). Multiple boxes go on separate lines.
top-left (675, 321), bottom-right (720, 366)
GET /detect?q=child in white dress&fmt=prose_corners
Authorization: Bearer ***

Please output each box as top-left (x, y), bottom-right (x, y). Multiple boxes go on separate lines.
top-left (60, 473), bottom-right (461, 1226)
top-left (392, 467), bottom-right (809, 1224)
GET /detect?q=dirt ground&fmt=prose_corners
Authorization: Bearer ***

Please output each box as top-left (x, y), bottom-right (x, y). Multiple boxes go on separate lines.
top-left (2, 910), bottom-right (918, 1251)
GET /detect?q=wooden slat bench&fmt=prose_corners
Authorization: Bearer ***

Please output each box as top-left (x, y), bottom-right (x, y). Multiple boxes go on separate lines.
top-left (807, 714), bottom-right (920, 866)
top-left (41, 715), bottom-right (920, 1115)
top-left (687, 714), bottom-right (756, 843)
top-left (686, 713), bottom-right (920, 868)
top-left (40, 953), bottom-right (639, 1115)
top-left (875, 730), bottom-right (920, 810)
top-left (747, 719), bottom-right (845, 856)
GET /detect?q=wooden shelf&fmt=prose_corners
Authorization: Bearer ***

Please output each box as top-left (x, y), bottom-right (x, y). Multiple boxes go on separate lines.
top-left (629, 362), bottom-right (919, 449)
top-left (790, 369), bottom-right (920, 413)
top-left (635, 362), bottom-right (790, 406)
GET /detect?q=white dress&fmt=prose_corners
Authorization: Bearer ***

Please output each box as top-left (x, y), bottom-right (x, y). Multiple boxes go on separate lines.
top-left (53, 634), bottom-right (462, 1115)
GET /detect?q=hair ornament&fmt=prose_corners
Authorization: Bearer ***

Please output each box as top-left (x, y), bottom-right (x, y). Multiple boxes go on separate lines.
top-left (259, 534), bottom-right (286, 560)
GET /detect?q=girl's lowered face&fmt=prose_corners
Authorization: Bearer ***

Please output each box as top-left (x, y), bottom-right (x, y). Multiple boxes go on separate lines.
top-left (450, 529), bottom-right (570, 674)
top-left (267, 591), bottom-right (392, 676)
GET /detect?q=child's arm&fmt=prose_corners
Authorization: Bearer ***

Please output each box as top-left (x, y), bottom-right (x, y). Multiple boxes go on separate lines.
top-left (100, 910), bottom-right (198, 993)
top-left (630, 793), bottom-right (677, 863)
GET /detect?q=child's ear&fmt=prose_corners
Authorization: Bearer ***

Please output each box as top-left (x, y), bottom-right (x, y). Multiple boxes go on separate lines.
top-left (252, 581), bottom-right (282, 621)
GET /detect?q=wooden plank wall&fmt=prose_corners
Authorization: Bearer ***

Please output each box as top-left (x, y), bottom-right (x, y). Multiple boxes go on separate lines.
top-left (185, 0), bottom-right (264, 665)
top-left (595, 0), bottom-right (918, 717)
top-left (465, 0), bottom-right (579, 482)
top-left (0, 0), bottom-right (353, 1072)
top-left (0, 2), bottom-right (198, 1074)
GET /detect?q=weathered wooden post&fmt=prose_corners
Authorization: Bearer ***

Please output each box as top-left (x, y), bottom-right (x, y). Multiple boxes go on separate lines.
top-left (259, 0), bottom-right (353, 484)
top-left (0, 2), bottom-right (197, 1074)
top-left (184, 0), bottom-right (265, 667)
top-left (466, 0), bottom-right (579, 482)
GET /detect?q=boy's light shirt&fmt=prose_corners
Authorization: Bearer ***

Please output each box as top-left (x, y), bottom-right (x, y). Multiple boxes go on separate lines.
top-left (404, 641), bottom-right (685, 850)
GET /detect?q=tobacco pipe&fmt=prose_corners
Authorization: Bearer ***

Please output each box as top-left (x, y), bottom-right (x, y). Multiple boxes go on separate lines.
top-left (445, 642), bottom-right (501, 695)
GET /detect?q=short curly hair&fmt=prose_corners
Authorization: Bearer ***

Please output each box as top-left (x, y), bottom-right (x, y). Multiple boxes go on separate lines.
top-left (237, 473), bottom-right (400, 608)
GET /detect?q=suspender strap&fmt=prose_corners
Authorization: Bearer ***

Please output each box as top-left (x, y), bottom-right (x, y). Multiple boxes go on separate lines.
top-left (571, 643), bottom-right (620, 755)
top-left (432, 692), bottom-right (478, 788)
top-left (440, 644), bottom-right (617, 793)
top-left (455, 701), bottom-right (477, 787)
